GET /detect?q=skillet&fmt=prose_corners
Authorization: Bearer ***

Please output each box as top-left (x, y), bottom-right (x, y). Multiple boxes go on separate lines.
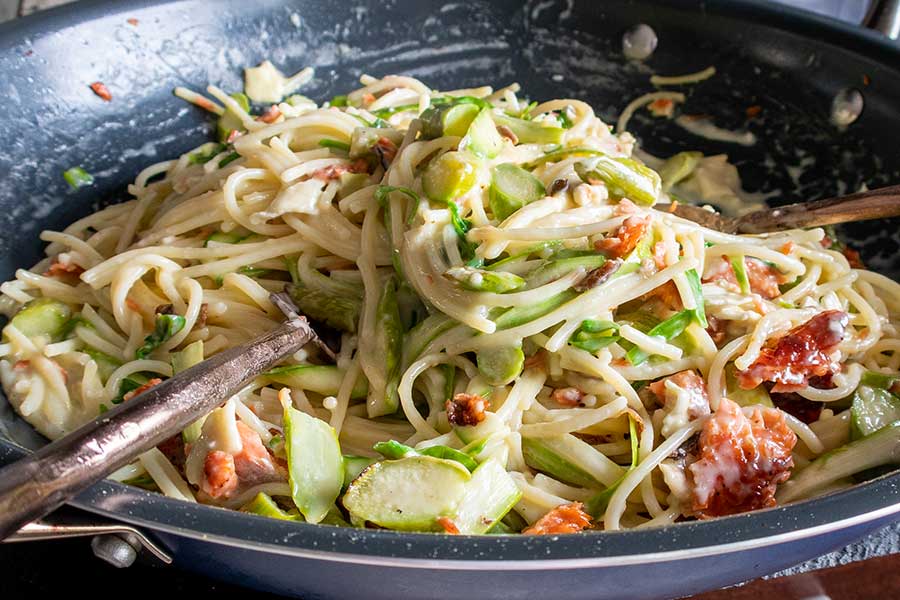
top-left (1, 1), bottom-right (900, 598)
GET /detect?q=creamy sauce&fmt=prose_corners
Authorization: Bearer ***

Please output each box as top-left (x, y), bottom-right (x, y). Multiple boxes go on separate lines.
top-left (675, 116), bottom-right (757, 147)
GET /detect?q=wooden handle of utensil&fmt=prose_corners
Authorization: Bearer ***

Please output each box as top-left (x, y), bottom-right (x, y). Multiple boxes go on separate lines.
top-left (0, 317), bottom-right (316, 541)
top-left (737, 184), bottom-right (900, 233)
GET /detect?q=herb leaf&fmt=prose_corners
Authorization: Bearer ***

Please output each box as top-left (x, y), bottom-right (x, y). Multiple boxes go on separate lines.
top-left (136, 314), bottom-right (186, 359)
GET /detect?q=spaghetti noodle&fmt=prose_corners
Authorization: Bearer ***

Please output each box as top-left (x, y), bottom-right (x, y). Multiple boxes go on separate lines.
top-left (1, 72), bottom-right (898, 534)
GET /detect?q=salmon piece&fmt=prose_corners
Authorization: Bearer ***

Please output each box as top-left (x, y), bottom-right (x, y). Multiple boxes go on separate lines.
top-left (614, 199), bottom-right (639, 216)
top-left (640, 280), bottom-right (682, 310)
top-left (706, 315), bottom-right (726, 345)
top-left (594, 216), bottom-right (649, 259)
top-left (648, 98), bottom-right (675, 118)
top-left (122, 378), bottom-right (163, 402)
top-left (446, 393), bottom-right (486, 426)
top-left (523, 502), bottom-right (592, 535)
top-left (551, 387), bottom-right (585, 407)
top-left (689, 398), bottom-right (796, 518)
top-left (257, 105), bottom-right (281, 124)
top-left (573, 258), bottom-right (622, 292)
top-left (653, 241), bottom-right (668, 270)
top-left (649, 370), bottom-right (710, 420)
top-left (737, 310), bottom-right (849, 392)
top-left (201, 421), bottom-right (279, 499)
top-left (45, 261), bottom-right (85, 278)
top-left (203, 451), bottom-right (238, 498)
top-left (703, 256), bottom-right (784, 299)
top-left (232, 421), bottom-right (279, 485)
top-left (436, 517), bottom-right (460, 534)
top-left (311, 158), bottom-right (369, 181)
top-left (90, 81), bottom-right (112, 101)
top-left (373, 136), bottom-right (398, 164)
top-left (744, 258), bottom-right (783, 299)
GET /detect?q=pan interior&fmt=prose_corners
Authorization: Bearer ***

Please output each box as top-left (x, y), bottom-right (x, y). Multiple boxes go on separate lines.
top-left (0, 0), bottom-right (899, 559)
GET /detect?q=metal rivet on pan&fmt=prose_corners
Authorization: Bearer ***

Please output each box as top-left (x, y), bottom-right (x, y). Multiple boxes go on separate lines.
top-left (622, 24), bottom-right (658, 61)
top-left (91, 533), bottom-right (140, 568)
top-left (831, 88), bottom-right (864, 127)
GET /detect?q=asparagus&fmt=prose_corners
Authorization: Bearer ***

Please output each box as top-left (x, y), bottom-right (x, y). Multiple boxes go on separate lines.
top-left (423, 151), bottom-right (477, 202)
top-left (265, 365), bottom-right (369, 399)
top-left (778, 422), bottom-right (900, 504)
top-left (574, 155), bottom-right (661, 206)
top-left (493, 113), bottom-right (565, 145)
top-left (287, 260), bottom-right (363, 333)
top-left (342, 455), bottom-right (471, 531)
top-left (658, 151), bottom-right (702, 191)
top-left (445, 266), bottom-right (525, 293)
top-left (489, 163), bottom-right (547, 221)
top-left (476, 346), bottom-right (525, 386)
top-left (461, 107), bottom-right (503, 159)
top-left (367, 276), bottom-right (404, 418)
top-left (9, 298), bottom-right (72, 340)
top-left (282, 403), bottom-right (345, 524)
top-left (420, 103), bottom-right (480, 139)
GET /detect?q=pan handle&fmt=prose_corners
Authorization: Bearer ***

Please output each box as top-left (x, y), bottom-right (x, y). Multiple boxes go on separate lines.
top-left (864, 0), bottom-right (900, 39)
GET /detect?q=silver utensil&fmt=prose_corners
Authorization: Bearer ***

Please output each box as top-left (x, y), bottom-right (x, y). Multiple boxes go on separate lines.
top-left (0, 292), bottom-right (319, 540)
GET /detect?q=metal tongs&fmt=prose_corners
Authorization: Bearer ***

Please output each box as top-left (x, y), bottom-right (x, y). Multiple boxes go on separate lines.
top-left (0, 292), bottom-right (324, 542)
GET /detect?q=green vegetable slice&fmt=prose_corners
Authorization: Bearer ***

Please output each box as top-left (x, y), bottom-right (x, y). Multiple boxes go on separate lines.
top-left (521, 436), bottom-right (601, 489)
top-left (476, 346), bottom-right (525, 386)
top-left (373, 440), bottom-right (479, 472)
top-left (422, 151), bottom-right (477, 203)
top-left (461, 108), bottom-right (503, 159)
top-left (730, 256), bottom-right (751, 295)
top-left (851, 384), bottom-right (900, 440)
top-left (421, 102), bottom-right (481, 138)
top-left (343, 455), bottom-right (377, 488)
top-left (282, 402), bottom-right (344, 524)
top-left (626, 310), bottom-right (693, 366)
top-left (367, 276), bottom-right (403, 418)
top-left (342, 455), bottom-right (471, 530)
top-left (489, 163), bottom-right (546, 221)
top-left (658, 151), bottom-right (702, 191)
top-left (684, 268), bottom-right (708, 327)
top-left (241, 492), bottom-right (300, 521)
top-left (778, 421), bottom-right (900, 504)
top-left (492, 113), bottom-right (564, 144)
top-left (574, 156), bottom-right (661, 206)
top-left (445, 266), bottom-right (524, 293)
top-left (9, 298), bottom-right (72, 340)
top-left (265, 365), bottom-right (368, 399)
top-left (216, 92), bottom-right (250, 142)
top-left (453, 458), bottom-right (522, 534)
top-left (585, 416), bottom-right (639, 517)
top-left (525, 254), bottom-right (606, 289)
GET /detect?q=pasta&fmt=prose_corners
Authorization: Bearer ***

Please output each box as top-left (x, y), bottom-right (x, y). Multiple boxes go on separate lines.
top-left (2, 69), bottom-right (899, 535)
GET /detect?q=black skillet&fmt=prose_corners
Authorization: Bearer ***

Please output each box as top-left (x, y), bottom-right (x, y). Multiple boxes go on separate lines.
top-left (1, 1), bottom-right (899, 599)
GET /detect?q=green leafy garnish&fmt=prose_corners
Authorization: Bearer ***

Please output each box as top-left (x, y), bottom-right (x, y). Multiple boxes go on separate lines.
top-left (626, 309), bottom-right (693, 365)
top-left (684, 268), bottom-right (707, 327)
top-left (135, 314), bottom-right (186, 359)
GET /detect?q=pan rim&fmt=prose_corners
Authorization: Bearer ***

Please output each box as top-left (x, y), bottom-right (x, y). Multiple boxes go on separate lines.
top-left (2, 0), bottom-right (900, 563)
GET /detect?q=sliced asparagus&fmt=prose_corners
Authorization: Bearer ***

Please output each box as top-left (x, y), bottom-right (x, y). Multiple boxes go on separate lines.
top-left (778, 422), bottom-right (900, 503)
top-left (282, 403), bottom-right (345, 524)
top-left (342, 455), bottom-right (471, 530)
